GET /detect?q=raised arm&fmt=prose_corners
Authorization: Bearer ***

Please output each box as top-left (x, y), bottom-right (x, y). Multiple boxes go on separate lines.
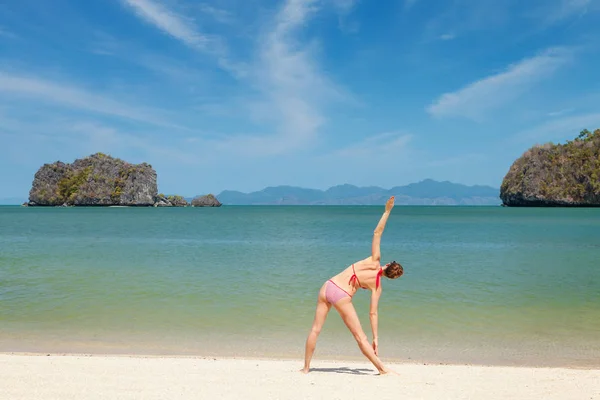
top-left (371, 196), bottom-right (395, 262)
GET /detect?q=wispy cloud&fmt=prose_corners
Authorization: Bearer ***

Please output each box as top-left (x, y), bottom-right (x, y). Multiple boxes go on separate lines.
top-left (0, 71), bottom-right (182, 129)
top-left (197, 3), bottom-right (234, 24)
top-left (308, 131), bottom-right (417, 188)
top-left (96, 0), bottom-right (354, 159)
top-left (330, 131), bottom-right (413, 159)
top-left (547, 107), bottom-right (575, 117)
top-left (160, 0), bottom-right (360, 159)
top-left (122, 0), bottom-right (210, 49)
top-left (68, 122), bottom-right (201, 165)
top-left (234, 0), bottom-right (354, 155)
top-left (2, 116), bottom-right (203, 170)
top-left (439, 33), bottom-right (456, 41)
top-left (543, 0), bottom-right (592, 24)
top-left (332, 0), bottom-right (360, 33)
top-left (427, 47), bottom-right (572, 120)
top-left (332, 0), bottom-right (357, 13)
top-left (424, 0), bottom-right (595, 41)
top-left (89, 32), bottom-right (207, 83)
top-left (420, 0), bottom-right (514, 42)
top-left (512, 112), bottom-right (600, 144)
top-left (121, 0), bottom-right (244, 76)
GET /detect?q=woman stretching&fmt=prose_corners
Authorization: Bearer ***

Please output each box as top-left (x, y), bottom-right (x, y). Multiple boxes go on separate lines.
top-left (300, 196), bottom-right (404, 375)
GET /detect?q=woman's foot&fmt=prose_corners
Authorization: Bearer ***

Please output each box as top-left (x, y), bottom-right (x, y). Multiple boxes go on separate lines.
top-left (379, 368), bottom-right (400, 376)
top-left (299, 367), bottom-right (310, 374)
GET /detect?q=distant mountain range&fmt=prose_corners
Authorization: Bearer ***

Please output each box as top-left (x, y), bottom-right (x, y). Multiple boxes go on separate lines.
top-left (214, 179), bottom-right (501, 206)
top-left (3, 179), bottom-right (501, 206)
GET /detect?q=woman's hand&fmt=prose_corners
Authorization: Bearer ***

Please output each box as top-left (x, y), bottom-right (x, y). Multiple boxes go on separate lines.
top-left (385, 196), bottom-right (395, 213)
top-left (372, 338), bottom-right (379, 355)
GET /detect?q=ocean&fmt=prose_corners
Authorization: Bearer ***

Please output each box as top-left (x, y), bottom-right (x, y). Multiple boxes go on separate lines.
top-left (0, 205), bottom-right (599, 367)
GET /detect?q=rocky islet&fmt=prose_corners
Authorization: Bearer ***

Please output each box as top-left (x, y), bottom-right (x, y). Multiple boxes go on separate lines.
top-left (500, 128), bottom-right (600, 207)
top-left (26, 153), bottom-right (221, 207)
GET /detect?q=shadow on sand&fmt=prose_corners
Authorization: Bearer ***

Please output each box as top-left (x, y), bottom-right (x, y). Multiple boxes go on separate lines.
top-left (309, 367), bottom-right (375, 376)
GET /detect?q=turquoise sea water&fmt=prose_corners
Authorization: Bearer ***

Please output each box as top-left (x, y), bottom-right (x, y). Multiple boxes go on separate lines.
top-left (1, 205), bottom-right (599, 367)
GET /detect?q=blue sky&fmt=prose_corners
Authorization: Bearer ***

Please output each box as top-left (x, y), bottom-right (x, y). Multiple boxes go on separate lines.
top-left (1, 0), bottom-right (600, 198)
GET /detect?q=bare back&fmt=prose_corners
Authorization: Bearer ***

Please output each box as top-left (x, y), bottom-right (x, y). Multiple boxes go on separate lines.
top-left (329, 257), bottom-right (381, 295)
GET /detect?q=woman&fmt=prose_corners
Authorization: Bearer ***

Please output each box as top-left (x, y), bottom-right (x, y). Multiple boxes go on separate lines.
top-left (301, 196), bottom-right (404, 375)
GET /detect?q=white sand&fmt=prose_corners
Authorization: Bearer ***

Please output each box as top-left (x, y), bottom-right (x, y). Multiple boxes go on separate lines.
top-left (1, 353), bottom-right (599, 400)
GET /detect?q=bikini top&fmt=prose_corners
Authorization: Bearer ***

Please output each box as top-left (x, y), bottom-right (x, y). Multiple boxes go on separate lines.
top-left (348, 264), bottom-right (383, 290)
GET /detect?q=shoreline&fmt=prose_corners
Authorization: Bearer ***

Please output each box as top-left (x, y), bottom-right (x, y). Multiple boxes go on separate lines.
top-left (3, 350), bottom-right (600, 370)
top-left (2, 353), bottom-right (598, 400)
top-left (2, 348), bottom-right (599, 371)
top-left (3, 329), bottom-right (599, 370)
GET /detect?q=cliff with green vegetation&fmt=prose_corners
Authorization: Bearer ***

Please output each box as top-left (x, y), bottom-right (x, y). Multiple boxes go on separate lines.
top-left (28, 153), bottom-right (158, 206)
top-left (27, 153), bottom-right (222, 207)
top-left (500, 129), bottom-right (600, 207)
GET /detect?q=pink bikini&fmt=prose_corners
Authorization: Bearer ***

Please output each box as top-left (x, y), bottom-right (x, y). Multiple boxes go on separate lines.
top-left (325, 265), bottom-right (383, 305)
top-left (325, 280), bottom-right (352, 304)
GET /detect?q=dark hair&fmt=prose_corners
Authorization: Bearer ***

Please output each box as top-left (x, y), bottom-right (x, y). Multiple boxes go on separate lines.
top-left (384, 261), bottom-right (403, 279)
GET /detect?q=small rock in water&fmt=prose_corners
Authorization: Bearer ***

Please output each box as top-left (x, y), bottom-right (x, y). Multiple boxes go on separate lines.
top-left (191, 194), bottom-right (222, 207)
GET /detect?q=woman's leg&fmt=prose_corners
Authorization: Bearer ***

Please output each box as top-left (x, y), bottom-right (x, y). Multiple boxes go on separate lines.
top-left (301, 284), bottom-right (331, 373)
top-left (333, 297), bottom-right (391, 374)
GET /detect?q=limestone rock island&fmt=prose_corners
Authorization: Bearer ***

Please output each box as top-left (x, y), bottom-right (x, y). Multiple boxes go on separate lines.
top-left (500, 129), bottom-right (600, 207)
top-left (28, 153), bottom-right (158, 206)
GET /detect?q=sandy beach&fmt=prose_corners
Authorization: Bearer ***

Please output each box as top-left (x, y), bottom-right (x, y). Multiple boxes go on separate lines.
top-left (2, 353), bottom-right (598, 400)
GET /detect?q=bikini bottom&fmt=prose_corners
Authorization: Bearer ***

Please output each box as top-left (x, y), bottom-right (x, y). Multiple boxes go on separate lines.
top-left (325, 280), bottom-right (352, 305)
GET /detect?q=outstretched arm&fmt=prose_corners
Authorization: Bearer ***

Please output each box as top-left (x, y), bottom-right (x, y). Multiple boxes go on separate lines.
top-left (369, 285), bottom-right (382, 355)
top-left (371, 196), bottom-right (395, 262)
